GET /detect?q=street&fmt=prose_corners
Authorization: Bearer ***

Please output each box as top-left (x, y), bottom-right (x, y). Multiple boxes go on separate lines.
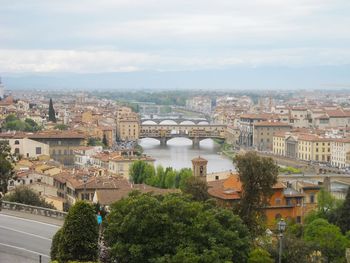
top-left (0, 213), bottom-right (60, 263)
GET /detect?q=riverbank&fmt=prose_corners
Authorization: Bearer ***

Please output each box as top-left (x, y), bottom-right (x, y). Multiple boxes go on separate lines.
top-left (212, 139), bottom-right (236, 160)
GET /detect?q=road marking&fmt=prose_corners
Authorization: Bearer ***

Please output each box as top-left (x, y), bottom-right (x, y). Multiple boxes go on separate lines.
top-left (0, 213), bottom-right (61, 228)
top-left (0, 242), bottom-right (50, 258)
top-left (0, 226), bottom-right (52, 241)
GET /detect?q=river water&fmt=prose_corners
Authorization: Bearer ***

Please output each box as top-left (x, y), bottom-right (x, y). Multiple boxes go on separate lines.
top-left (139, 138), bottom-right (235, 173)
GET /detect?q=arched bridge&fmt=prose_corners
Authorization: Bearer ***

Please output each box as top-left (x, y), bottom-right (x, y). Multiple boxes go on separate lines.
top-left (141, 117), bottom-right (209, 125)
top-left (140, 124), bottom-right (226, 147)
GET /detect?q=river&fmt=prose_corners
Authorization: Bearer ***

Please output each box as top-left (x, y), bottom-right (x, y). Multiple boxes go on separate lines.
top-left (139, 138), bottom-right (235, 173)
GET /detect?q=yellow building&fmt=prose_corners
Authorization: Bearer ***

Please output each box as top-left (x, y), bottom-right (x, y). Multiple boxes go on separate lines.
top-left (273, 132), bottom-right (286, 156)
top-left (273, 132), bottom-right (331, 163)
top-left (297, 134), bottom-right (331, 162)
top-left (117, 111), bottom-right (140, 141)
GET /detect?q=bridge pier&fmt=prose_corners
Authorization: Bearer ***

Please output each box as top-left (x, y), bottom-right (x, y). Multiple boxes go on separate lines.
top-left (160, 137), bottom-right (167, 146)
top-left (192, 137), bottom-right (200, 149)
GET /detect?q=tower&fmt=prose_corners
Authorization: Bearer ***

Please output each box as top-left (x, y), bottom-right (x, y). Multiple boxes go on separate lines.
top-left (191, 156), bottom-right (208, 178)
top-left (0, 77), bottom-right (4, 99)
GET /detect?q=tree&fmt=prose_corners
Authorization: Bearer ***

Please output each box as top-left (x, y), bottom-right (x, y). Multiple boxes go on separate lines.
top-left (336, 187), bottom-right (350, 234)
top-left (0, 140), bottom-right (15, 194)
top-left (87, 137), bottom-right (105, 147)
top-left (50, 228), bottom-right (62, 261)
top-left (129, 160), bottom-right (155, 184)
top-left (48, 98), bottom-right (56, 123)
top-left (234, 151), bottom-right (279, 235)
top-left (248, 248), bottom-right (274, 263)
top-left (181, 176), bottom-right (209, 201)
top-left (58, 201), bottom-right (99, 262)
top-left (54, 124), bottom-right (68, 130)
top-left (4, 186), bottom-right (55, 209)
top-left (304, 218), bottom-right (349, 262)
top-left (104, 193), bottom-right (251, 263)
top-left (102, 134), bottom-right (108, 147)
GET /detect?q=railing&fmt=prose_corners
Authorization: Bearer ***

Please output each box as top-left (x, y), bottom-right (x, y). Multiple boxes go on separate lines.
top-left (1, 201), bottom-right (67, 219)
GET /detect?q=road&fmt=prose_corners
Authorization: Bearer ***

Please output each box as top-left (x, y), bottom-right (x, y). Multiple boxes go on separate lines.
top-left (0, 212), bottom-right (60, 263)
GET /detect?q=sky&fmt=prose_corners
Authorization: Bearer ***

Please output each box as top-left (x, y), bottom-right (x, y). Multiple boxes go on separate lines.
top-left (1, 0), bottom-right (350, 90)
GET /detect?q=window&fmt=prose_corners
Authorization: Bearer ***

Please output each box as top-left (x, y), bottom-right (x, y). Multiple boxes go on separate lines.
top-left (14, 140), bottom-right (20, 145)
top-left (15, 148), bottom-right (20, 154)
top-left (275, 198), bottom-right (281, 205)
top-left (296, 216), bottom-right (301, 223)
top-left (310, 194), bottom-right (315, 203)
top-left (275, 213), bottom-right (282, 220)
top-left (36, 147), bottom-right (41, 155)
top-left (215, 175), bottom-right (219, 180)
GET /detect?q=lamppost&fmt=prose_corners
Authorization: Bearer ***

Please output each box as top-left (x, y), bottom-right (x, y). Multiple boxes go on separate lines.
top-left (277, 218), bottom-right (287, 263)
top-left (83, 175), bottom-right (88, 201)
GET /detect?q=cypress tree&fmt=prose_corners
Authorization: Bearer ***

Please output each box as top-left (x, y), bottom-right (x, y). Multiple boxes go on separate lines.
top-left (58, 201), bottom-right (99, 262)
top-left (48, 98), bottom-right (56, 123)
top-left (102, 134), bottom-right (108, 147)
top-left (337, 187), bottom-right (350, 233)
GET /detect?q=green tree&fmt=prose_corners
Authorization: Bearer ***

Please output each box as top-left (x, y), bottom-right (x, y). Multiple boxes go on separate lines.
top-left (234, 151), bottom-right (279, 235)
top-left (317, 188), bottom-right (338, 217)
top-left (129, 160), bottom-right (155, 184)
top-left (54, 124), bottom-right (69, 130)
top-left (336, 187), bottom-right (350, 234)
top-left (304, 218), bottom-right (349, 263)
top-left (4, 186), bottom-right (55, 208)
top-left (58, 201), bottom-right (99, 262)
top-left (0, 140), bottom-right (15, 194)
top-left (177, 168), bottom-right (192, 189)
top-left (50, 228), bottom-right (62, 261)
top-left (48, 98), bottom-right (56, 123)
top-left (102, 134), bottom-right (108, 147)
top-left (87, 137), bottom-right (104, 147)
top-left (24, 118), bottom-right (41, 132)
top-left (248, 248), bottom-right (274, 263)
top-left (180, 176), bottom-right (209, 202)
top-left (104, 193), bottom-right (251, 263)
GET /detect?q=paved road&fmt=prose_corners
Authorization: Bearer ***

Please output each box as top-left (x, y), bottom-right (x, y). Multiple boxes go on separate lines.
top-left (0, 212), bottom-right (60, 263)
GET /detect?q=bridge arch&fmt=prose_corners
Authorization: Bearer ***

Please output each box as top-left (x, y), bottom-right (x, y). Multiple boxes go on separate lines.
top-left (159, 120), bottom-right (178, 125)
top-left (142, 120), bottom-right (158, 125)
top-left (198, 121), bottom-right (209, 125)
top-left (180, 120), bottom-right (195, 125)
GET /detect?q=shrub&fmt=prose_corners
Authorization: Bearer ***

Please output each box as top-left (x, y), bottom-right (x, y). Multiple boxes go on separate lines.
top-left (50, 228), bottom-right (62, 261)
top-left (58, 201), bottom-right (99, 262)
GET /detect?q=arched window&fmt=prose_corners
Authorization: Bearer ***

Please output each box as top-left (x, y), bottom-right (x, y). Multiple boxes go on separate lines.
top-left (14, 140), bottom-right (20, 145)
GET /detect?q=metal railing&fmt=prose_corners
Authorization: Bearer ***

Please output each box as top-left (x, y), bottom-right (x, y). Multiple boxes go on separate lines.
top-left (1, 201), bottom-right (67, 219)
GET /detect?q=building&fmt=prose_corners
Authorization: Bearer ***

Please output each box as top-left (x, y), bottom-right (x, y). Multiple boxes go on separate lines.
top-left (331, 138), bottom-right (350, 168)
top-left (192, 156), bottom-right (208, 178)
top-left (238, 113), bottom-right (279, 147)
top-left (208, 174), bottom-right (320, 226)
top-left (108, 154), bottom-right (155, 179)
top-left (0, 132), bottom-right (50, 158)
top-left (116, 110), bottom-right (140, 141)
top-left (253, 121), bottom-right (291, 151)
top-left (27, 130), bottom-right (86, 165)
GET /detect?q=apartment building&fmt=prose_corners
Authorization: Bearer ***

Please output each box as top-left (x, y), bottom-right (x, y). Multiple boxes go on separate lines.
top-left (331, 138), bottom-right (350, 168)
top-left (253, 121), bottom-right (291, 151)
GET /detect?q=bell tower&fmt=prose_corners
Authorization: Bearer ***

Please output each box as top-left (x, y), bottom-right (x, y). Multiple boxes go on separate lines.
top-left (191, 156), bottom-right (208, 178)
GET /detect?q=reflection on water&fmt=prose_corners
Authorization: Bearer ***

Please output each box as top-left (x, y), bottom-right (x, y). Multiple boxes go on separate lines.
top-left (139, 138), bottom-right (235, 173)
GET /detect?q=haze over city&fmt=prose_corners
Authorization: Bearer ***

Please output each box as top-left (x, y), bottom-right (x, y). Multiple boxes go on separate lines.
top-left (1, 0), bottom-right (350, 90)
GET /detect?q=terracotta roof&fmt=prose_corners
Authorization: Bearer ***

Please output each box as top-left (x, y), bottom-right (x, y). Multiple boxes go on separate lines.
top-left (254, 121), bottom-right (291, 127)
top-left (191, 156), bottom-right (208, 163)
top-left (27, 130), bottom-right (86, 139)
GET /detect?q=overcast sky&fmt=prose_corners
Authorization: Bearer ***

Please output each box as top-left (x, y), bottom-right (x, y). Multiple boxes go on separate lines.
top-left (1, 0), bottom-right (350, 89)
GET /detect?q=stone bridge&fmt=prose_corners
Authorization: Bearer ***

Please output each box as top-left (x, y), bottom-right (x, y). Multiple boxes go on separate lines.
top-left (140, 124), bottom-right (226, 147)
top-left (141, 117), bottom-right (209, 125)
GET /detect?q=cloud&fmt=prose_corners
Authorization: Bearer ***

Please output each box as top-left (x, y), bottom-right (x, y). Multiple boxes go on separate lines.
top-left (0, 0), bottom-right (349, 74)
top-left (1, 48), bottom-right (350, 74)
